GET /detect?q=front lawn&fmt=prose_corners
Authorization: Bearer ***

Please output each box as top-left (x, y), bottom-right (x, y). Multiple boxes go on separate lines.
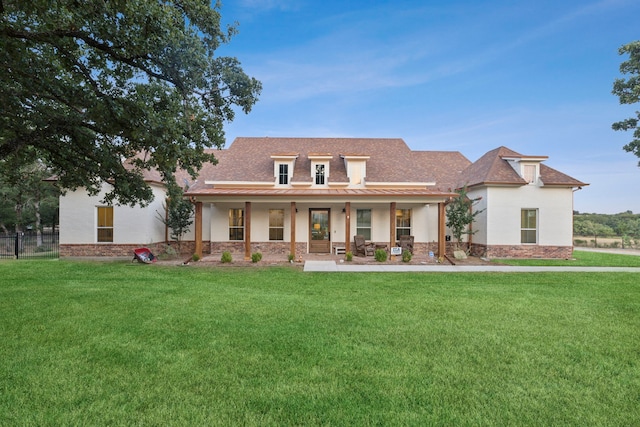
top-left (495, 250), bottom-right (640, 267)
top-left (1, 261), bottom-right (639, 425)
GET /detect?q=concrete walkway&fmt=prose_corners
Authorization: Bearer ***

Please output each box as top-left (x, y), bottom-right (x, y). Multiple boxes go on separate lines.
top-left (303, 260), bottom-right (640, 273)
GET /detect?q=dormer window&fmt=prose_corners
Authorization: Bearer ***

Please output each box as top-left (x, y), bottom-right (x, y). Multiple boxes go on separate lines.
top-left (309, 153), bottom-right (332, 187)
top-left (271, 153), bottom-right (298, 187)
top-left (315, 164), bottom-right (326, 185)
top-left (279, 164), bottom-right (289, 185)
top-left (523, 164), bottom-right (537, 184)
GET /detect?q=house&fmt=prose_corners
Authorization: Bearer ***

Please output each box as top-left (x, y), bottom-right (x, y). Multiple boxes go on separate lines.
top-left (58, 137), bottom-right (587, 259)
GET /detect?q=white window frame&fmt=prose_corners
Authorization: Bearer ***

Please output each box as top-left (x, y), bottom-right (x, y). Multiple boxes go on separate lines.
top-left (278, 164), bottom-right (289, 185)
top-left (228, 208), bottom-right (244, 241)
top-left (396, 209), bottom-right (412, 240)
top-left (314, 163), bottom-right (326, 185)
top-left (269, 209), bottom-right (285, 241)
top-left (521, 208), bottom-right (538, 244)
top-left (356, 209), bottom-right (372, 240)
top-left (97, 206), bottom-right (114, 243)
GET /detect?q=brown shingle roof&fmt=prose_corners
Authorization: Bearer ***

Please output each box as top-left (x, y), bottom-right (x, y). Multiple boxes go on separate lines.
top-left (539, 164), bottom-right (587, 187)
top-left (411, 151), bottom-right (471, 191)
top-left (461, 146), bottom-right (526, 187)
top-left (460, 146), bottom-right (587, 188)
top-left (201, 137), bottom-right (470, 186)
top-left (132, 140), bottom-right (586, 195)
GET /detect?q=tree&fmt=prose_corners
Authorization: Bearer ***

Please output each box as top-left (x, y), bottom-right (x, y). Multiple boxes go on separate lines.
top-left (0, 151), bottom-right (59, 248)
top-left (0, 0), bottom-right (261, 206)
top-left (612, 41), bottom-right (640, 165)
top-left (574, 220), bottom-right (614, 247)
top-left (156, 191), bottom-right (194, 253)
top-left (445, 186), bottom-right (485, 251)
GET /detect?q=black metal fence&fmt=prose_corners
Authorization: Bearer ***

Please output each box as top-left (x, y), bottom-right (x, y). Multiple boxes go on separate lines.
top-left (0, 230), bottom-right (59, 259)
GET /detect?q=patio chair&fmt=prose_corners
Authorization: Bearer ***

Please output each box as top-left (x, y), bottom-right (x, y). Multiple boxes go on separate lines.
top-left (398, 235), bottom-right (414, 255)
top-left (354, 235), bottom-right (375, 257)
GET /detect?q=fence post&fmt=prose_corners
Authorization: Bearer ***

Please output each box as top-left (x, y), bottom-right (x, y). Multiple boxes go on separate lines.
top-left (15, 232), bottom-right (20, 259)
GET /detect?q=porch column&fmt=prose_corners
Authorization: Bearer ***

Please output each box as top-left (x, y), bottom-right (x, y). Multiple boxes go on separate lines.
top-left (194, 201), bottom-right (203, 259)
top-left (344, 202), bottom-right (351, 253)
top-left (290, 202), bottom-right (297, 257)
top-left (244, 201), bottom-right (251, 261)
top-left (438, 202), bottom-right (446, 259)
top-left (389, 202), bottom-right (396, 247)
top-left (164, 198), bottom-right (169, 242)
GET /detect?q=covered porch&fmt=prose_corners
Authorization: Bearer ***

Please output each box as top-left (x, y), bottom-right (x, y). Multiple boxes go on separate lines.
top-left (187, 189), bottom-right (457, 262)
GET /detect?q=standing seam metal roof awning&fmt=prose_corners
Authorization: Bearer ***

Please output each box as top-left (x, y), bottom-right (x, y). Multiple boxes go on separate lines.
top-left (185, 188), bottom-right (458, 198)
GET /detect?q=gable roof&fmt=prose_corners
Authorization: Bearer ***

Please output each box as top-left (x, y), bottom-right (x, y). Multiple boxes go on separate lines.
top-left (460, 146), bottom-right (587, 188)
top-left (135, 139), bottom-right (586, 196)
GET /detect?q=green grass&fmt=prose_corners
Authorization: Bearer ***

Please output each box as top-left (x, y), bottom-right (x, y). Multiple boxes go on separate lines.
top-left (495, 250), bottom-right (640, 267)
top-left (1, 260), bottom-right (639, 425)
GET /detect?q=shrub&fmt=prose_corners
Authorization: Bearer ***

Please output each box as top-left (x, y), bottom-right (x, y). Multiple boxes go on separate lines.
top-left (287, 253), bottom-right (295, 262)
top-left (251, 252), bottom-right (262, 263)
top-left (164, 245), bottom-right (177, 256)
top-left (192, 253), bottom-right (200, 262)
top-left (402, 250), bottom-right (412, 263)
top-left (374, 249), bottom-right (387, 262)
top-left (345, 251), bottom-right (353, 262)
top-left (221, 251), bottom-right (232, 263)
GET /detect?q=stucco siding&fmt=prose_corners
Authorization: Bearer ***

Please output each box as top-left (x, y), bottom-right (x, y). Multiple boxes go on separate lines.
top-left (60, 183), bottom-right (167, 245)
top-left (482, 186), bottom-right (574, 246)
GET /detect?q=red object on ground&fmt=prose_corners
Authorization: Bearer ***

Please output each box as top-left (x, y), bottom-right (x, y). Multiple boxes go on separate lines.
top-left (132, 247), bottom-right (156, 263)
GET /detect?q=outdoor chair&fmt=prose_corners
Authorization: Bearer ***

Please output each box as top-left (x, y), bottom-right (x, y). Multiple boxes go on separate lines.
top-left (354, 235), bottom-right (375, 257)
top-left (398, 235), bottom-right (414, 255)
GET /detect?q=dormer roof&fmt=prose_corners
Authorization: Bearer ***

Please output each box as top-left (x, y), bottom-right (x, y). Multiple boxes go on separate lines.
top-left (460, 146), bottom-right (587, 188)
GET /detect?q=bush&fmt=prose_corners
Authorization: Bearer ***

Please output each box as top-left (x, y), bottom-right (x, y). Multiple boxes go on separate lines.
top-left (221, 251), bottom-right (232, 263)
top-left (287, 253), bottom-right (295, 262)
top-left (345, 251), bottom-right (353, 262)
top-left (251, 252), bottom-right (262, 263)
top-left (402, 250), bottom-right (412, 263)
top-left (192, 253), bottom-right (200, 262)
top-left (374, 249), bottom-right (387, 262)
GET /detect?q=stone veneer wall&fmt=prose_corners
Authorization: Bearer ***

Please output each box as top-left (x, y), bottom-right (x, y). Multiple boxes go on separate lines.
top-left (210, 242), bottom-right (307, 258)
top-left (471, 244), bottom-right (573, 259)
top-left (62, 241), bottom-right (571, 259)
top-left (60, 241), bottom-right (211, 257)
top-left (60, 243), bottom-right (165, 257)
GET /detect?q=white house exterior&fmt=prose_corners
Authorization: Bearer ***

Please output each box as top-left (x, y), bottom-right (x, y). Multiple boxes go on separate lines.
top-left (58, 138), bottom-right (587, 259)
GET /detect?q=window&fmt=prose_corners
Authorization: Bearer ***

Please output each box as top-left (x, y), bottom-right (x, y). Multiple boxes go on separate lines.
top-left (356, 209), bottom-right (371, 240)
top-left (97, 206), bottom-right (113, 242)
top-left (315, 164), bottom-right (325, 185)
top-left (521, 209), bottom-right (537, 244)
top-left (278, 164), bottom-right (288, 185)
top-left (523, 164), bottom-right (537, 184)
top-left (269, 209), bottom-right (284, 240)
top-left (229, 209), bottom-right (244, 240)
top-left (396, 209), bottom-right (411, 240)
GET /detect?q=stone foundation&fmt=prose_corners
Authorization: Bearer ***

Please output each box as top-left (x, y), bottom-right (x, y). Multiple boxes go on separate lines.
top-left (60, 243), bottom-right (165, 258)
top-left (60, 241), bottom-right (210, 258)
top-left (210, 241), bottom-right (307, 258)
top-left (471, 244), bottom-right (573, 259)
top-left (62, 240), bottom-right (572, 260)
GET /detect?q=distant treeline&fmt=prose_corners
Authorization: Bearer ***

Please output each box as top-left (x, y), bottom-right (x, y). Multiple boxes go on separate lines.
top-left (574, 211), bottom-right (640, 248)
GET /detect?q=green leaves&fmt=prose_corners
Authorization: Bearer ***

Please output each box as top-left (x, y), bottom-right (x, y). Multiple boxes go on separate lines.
top-left (0, 0), bottom-right (261, 206)
top-left (612, 41), bottom-right (640, 165)
top-left (446, 186), bottom-right (485, 249)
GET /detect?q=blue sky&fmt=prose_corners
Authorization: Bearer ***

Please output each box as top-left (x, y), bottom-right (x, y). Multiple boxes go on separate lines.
top-left (216, 0), bottom-right (640, 214)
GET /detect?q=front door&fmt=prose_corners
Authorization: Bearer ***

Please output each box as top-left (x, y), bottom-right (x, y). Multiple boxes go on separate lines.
top-left (309, 209), bottom-right (331, 253)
